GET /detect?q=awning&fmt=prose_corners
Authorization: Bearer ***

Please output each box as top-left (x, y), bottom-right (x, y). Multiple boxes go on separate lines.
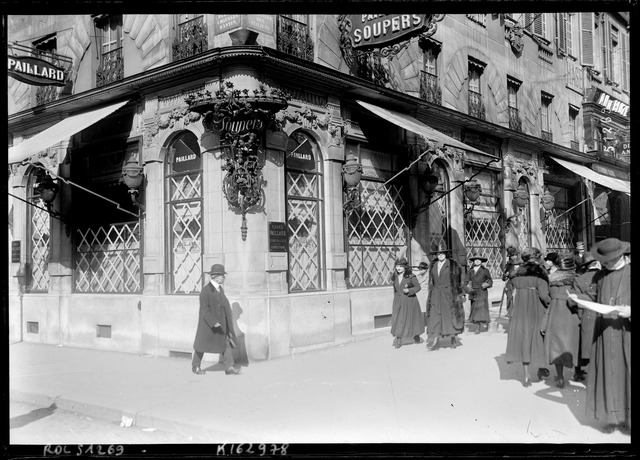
top-left (8, 99), bottom-right (130, 165)
top-left (357, 100), bottom-right (488, 156)
top-left (550, 157), bottom-right (630, 194)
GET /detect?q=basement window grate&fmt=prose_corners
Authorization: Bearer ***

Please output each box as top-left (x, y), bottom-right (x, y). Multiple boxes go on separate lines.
top-left (374, 314), bottom-right (391, 329)
top-left (27, 321), bottom-right (39, 334)
top-left (96, 324), bottom-right (112, 338)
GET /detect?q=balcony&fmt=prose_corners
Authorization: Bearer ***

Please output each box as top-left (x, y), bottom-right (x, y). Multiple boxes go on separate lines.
top-left (419, 71), bottom-right (442, 105)
top-left (172, 16), bottom-right (208, 61)
top-left (36, 86), bottom-right (61, 105)
top-left (96, 47), bottom-right (123, 87)
top-left (508, 106), bottom-right (522, 132)
top-left (570, 140), bottom-right (580, 151)
top-left (541, 130), bottom-right (553, 142)
top-left (277, 15), bottom-right (314, 62)
top-left (468, 90), bottom-right (486, 120)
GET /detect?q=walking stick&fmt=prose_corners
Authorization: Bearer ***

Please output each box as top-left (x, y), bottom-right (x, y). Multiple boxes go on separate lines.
top-left (496, 284), bottom-right (507, 320)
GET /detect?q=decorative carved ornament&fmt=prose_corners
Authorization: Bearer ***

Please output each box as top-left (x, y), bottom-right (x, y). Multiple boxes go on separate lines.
top-left (505, 23), bottom-right (524, 54)
top-left (275, 105), bottom-right (341, 140)
top-left (503, 153), bottom-right (538, 185)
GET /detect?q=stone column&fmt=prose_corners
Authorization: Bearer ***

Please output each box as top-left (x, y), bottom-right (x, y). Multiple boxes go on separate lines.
top-left (142, 154), bottom-right (165, 295)
top-left (8, 166), bottom-right (27, 343)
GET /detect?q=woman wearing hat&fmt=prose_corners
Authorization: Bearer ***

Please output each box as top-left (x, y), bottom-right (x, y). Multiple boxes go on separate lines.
top-left (390, 258), bottom-right (425, 348)
top-left (502, 247), bottom-right (521, 318)
top-left (568, 251), bottom-right (601, 382)
top-left (582, 238), bottom-right (631, 434)
top-left (540, 253), bottom-right (580, 389)
top-left (464, 253), bottom-right (493, 334)
top-left (414, 261), bottom-right (431, 323)
top-left (425, 243), bottom-right (464, 350)
top-left (544, 252), bottom-right (559, 274)
top-left (505, 247), bottom-right (551, 387)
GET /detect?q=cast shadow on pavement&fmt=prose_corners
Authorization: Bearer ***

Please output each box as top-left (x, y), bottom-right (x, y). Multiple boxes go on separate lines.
top-left (10, 402), bottom-right (57, 430)
top-left (493, 353), bottom-right (523, 383)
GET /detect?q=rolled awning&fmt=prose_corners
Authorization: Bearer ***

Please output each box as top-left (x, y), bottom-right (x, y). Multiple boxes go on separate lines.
top-left (357, 100), bottom-right (488, 156)
top-left (550, 156), bottom-right (630, 194)
top-left (8, 99), bottom-right (130, 165)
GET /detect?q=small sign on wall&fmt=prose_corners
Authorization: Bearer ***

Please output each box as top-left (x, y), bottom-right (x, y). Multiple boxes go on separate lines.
top-left (268, 222), bottom-right (288, 252)
top-left (11, 241), bottom-right (20, 263)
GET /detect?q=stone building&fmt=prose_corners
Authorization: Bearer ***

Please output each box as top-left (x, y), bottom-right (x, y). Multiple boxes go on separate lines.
top-left (7, 12), bottom-right (630, 360)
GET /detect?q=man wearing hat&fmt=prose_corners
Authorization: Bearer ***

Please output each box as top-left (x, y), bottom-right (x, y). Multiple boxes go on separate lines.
top-left (425, 242), bottom-right (464, 349)
top-left (191, 264), bottom-right (240, 375)
top-left (574, 241), bottom-right (586, 267)
top-left (464, 253), bottom-right (493, 334)
top-left (502, 247), bottom-right (520, 318)
top-left (583, 238), bottom-right (631, 434)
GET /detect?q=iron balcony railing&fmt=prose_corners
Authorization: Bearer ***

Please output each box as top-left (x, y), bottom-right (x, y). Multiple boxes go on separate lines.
top-left (468, 90), bottom-right (486, 120)
top-left (172, 16), bottom-right (208, 61)
top-left (419, 71), bottom-right (442, 105)
top-left (508, 106), bottom-right (522, 132)
top-left (541, 130), bottom-right (553, 142)
top-left (96, 47), bottom-right (123, 87)
top-left (277, 15), bottom-right (314, 62)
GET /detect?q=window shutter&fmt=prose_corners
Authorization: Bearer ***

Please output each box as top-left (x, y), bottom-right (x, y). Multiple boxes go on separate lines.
top-left (534, 14), bottom-right (544, 36)
top-left (524, 13), bottom-right (533, 32)
top-left (557, 13), bottom-right (567, 53)
top-left (602, 17), bottom-right (611, 81)
top-left (622, 31), bottom-right (629, 91)
top-left (580, 13), bottom-right (594, 67)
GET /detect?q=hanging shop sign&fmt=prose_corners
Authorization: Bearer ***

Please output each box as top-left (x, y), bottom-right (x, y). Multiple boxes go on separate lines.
top-left (8, 55), bottom-right (66, 86)
top-left (348, 14), bottom-right (428, 49)
top-left (587, 87), bottom-right (630, 118)
top-left (268, 222), bottom-right (288, 252)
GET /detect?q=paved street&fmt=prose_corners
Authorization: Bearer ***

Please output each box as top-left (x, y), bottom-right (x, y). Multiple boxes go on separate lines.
top-left (8, 312), bottom-right (631, 450)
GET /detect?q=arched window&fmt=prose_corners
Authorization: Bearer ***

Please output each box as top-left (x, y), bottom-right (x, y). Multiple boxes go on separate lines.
top-left (428, 161), bottom-right (450, 253)
top-left (285, 131), bottom-right (324, 292)
top-left (26, 168), bottom-right (51, 292)
top-left (166, 131), bottom-right (203, 294)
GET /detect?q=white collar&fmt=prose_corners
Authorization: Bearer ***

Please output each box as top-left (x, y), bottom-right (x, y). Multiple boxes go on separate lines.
top-left (210, 280), bottom-right (222, 291)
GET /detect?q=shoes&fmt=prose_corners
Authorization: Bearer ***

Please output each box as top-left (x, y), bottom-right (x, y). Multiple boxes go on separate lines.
top-left (394, 337), bottom-right (402, 349)
top-left (225, 366), bottom-right (241, 375)
top-left (426, 338), bottom-right (438, 350)
top-left (522, 377), bottom-right (532, 387)
top-left (556, 377), bottom-right (565, 389)
top-left (450, 337), bottom-right (457, 349)
top-left (537, 368), bottom-right (550, 380)
top-left (414, 336), bottom-right (424, 344)
top-left (192, 366), bottom-right (205, 375)
top-left (572, 371), bottom-right (586, 382)
top-left (392, 337), bottom-right (398, 348)
top-left (474, 327), bottom-right (481, 335)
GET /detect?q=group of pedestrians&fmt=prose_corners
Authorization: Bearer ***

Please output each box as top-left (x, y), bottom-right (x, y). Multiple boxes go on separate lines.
top-left (503, 238), bottom-right (631, 435)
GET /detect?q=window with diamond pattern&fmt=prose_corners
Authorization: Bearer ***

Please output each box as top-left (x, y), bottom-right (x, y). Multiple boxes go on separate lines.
top-left (543, 183), bottom-right (575, 253)
top-left (166, 131), bottom-right (203, 294)
top-left (27, 168), bottom-right (51, 292)
top-left (285, 131), bottom-right (324, 292)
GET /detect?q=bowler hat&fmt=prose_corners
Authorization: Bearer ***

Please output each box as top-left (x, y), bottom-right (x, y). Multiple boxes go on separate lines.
top-left (578, 252), bottom-right (597, 269)
top-left (575, 241), bottom-right (586, 251)
top-left (469, 253), bottom-right (487, 262)
top-left (209, 264), bottom-right (227, 275)
top-left (556, 253), bottom-right (576, 271)
top-left (395, 257), bottom-right (409, 267)
top-left (506, 246), bottom-right (519, 257)
top-left (429, 242), bottom-right (451, 254)
top-left (590, 238), bottom-right (630, 263)
top-left (544, 252), bottom-right (559, 264)
top-left (521, 246), bottom-right (542, 262)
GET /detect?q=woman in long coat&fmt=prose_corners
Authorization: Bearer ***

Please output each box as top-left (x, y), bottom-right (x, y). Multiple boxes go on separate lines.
top-left (390, 258), bottom-right (424, 348)
top-left (541, 254), bottom-right (580, 389)
top-left (505, 247), bottom-right (551, 386)
top-left (426, 243), bottom-right (464, 349)
top-left (465, 253), bottom-right (493, 333)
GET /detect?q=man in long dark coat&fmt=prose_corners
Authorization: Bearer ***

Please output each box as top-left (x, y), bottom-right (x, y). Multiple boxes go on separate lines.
top-left (582, 238), bottom-right (631, 434)
top-left (192, 264), bottom-right (240, 375)
top-left (465, 253), bottom-right (493, 333)
top-left (426, 243), bottom-right (464, 350)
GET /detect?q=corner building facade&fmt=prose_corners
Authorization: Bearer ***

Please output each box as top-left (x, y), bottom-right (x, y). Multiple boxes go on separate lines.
top-left (8, 13), bottom-right (630, 360)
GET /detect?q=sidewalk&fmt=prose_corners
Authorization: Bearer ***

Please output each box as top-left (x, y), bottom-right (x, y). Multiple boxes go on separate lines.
top-left (9, 307), bottom-right (631, 445)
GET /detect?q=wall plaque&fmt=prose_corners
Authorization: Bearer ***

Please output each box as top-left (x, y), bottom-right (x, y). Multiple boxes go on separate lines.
top-left (247, 15), bottom-right (274, 34)
top-left (11, 241), bottom-right (20, 263)
top-left (268, 222), bottom-right (288, 252)
top-left (215, 14), bottom-right (242, 34)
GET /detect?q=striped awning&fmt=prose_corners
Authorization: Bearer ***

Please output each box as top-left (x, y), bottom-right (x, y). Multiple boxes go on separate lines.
top-left (550, 156), bottom-right (630, 194)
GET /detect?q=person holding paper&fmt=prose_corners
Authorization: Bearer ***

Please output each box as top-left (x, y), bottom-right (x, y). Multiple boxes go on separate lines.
top-left (585, 238), bottom-right (631, 434)
top-left (540, 253), bottom-right (579, 389)
top-left (505, 247), bottom-right (551, 387)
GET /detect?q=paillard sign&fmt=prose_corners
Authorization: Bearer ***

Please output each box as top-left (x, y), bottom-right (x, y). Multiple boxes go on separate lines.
top-left (349, 14), bottom-right (428, 49)
top-left (8, 55), bottom-right (66, 86)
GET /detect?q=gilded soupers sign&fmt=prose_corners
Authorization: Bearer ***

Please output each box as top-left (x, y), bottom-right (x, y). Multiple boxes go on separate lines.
top-left (349, 14), bottom-right (428, 49)
top-left (8, 55), bottom-right (66, 86)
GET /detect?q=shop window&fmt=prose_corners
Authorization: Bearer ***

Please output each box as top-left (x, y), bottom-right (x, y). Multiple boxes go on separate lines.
top-left (165, 131), bottom-right (203, 294)
top-left (464, 169), bottom-right (503, 278)
top-left (95, 15), bottom-right (124, 87)
top-left (74, 141), bottom-right (142, 293)
top-left (285, 131), bottom-right (324, 292)
top-left (172, 14), bottom-right (208, 61)
top-left (507, 77), bottom-right (522, 132)
top-left (592, 185), bottom-right (612, 240)
top-left (543, 184), bottom-right (576, 253)
top-left (419, 38), bottom-right (442, 105)
top-left (541, 92), bottom-right (553, 141)
top-left (277, 15), bottom-right (314, 62)
top-left (468, 59), bottom-right (486, 120)
top-left (26, 168), bottom-right (51, 292)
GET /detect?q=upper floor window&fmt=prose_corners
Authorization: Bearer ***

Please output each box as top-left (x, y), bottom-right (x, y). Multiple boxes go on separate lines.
top-left (507, 77), bottom-right (522, 132)
top-left (95, 15), bottom-right (124, 87)
top-left (419, 38), bottom-right (442, 105)
top-left (556, 13), bottom-right (575, 57)
top-left (467, 14), bottom-right (487, 27)
top-left (525, 13), bottom-right (548, 40)
top-left (277, 15), bottom-right (314, 62)
top-left (569, 105), bottom-right (580, 150)
top-left (541, 92), bottom-right (553, 141)
top-left (468, 59), bottom-right (486, 120)
top-left (33, 34), bottom-right (62, 105)
top-left (172, 14), bottom-right (208, 61)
